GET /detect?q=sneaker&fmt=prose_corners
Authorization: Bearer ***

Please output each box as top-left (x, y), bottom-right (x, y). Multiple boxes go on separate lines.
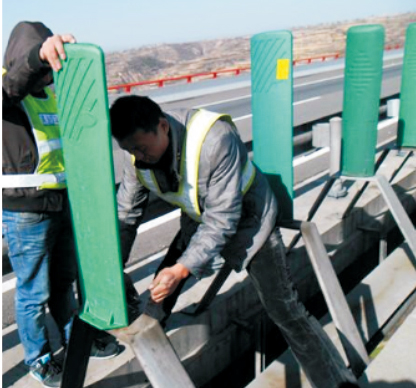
top-left (29, 353), bottom-right (62, 388)
top-left (90, 339), bottom-right (119, 360)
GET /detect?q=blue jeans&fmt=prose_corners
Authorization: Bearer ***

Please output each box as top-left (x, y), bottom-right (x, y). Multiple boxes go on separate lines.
top-left (2, 206), bottom-right (77, 366)
top-left (247, 228), bottom-right (358, 387)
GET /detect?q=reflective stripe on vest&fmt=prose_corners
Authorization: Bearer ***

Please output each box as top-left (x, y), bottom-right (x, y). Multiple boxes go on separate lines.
top-left (137, 109), bottom-right (256, 222)
top-left (2, 68), bottom-right (66, 190)
top-left (1, 173), bottom-right (66, 188)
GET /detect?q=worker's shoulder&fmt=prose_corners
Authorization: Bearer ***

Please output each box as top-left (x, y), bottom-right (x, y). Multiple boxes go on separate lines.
top-left (165, 108), bottom-right (191, 125)
top-left (201, 121), bottom-right (241, 166)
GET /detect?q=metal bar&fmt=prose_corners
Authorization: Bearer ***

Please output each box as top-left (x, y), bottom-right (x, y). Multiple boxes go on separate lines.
top-left (255, 313), bottom-right (266, 376)
top-left (329, 117), bottom-right (343, 176)
top-left (300, 221), bottom-right (369, 375)
top-left (276, 219), bottom-right (302, 230)
top-left (342, 148), bottom-right (390, 219)
top-left (379, 234), bottom-right (388, 263)
top-left (190, 263), bottom-right (233, 315)
top-left (286, 116), bottom-right (343, 252)
top-left (342, 180), bottom-right (370, 220)
top-left (375, 174), bottom-right (416, 256)
top-left (306, 177), bottom-right (337, 221)
top-left (389, 150), bottom-right (414, 183)
top-left (286, 177), bottom-right (336, 253)
top-left (61, 315), bottom-right (94, 388)
top-left (110, 302), bottom-right (195, 388)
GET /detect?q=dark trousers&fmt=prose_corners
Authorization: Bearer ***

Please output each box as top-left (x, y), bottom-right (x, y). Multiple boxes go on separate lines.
top-left (157, 228), bottom-right (358, 387)
top-left (246, 228), bottom-right (357, 387)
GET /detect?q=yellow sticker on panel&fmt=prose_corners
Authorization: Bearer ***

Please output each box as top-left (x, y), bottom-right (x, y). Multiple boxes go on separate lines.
top-left (276, 59), bottom-right (290, 80)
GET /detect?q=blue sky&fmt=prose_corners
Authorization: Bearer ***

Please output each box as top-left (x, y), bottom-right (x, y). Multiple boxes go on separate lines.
top-left (2, 0), bottom-right (416, 53)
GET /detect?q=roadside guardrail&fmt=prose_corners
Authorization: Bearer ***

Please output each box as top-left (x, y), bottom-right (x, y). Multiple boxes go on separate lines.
top-left (107, 44), bottom-right (402, 94)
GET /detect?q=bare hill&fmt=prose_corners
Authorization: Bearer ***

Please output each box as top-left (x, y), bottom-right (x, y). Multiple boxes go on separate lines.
top-left (105, 12), bottom-right (415, 87)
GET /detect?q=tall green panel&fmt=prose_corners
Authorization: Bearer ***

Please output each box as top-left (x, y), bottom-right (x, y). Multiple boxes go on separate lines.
top-left (53, 44), bottom-right (128, 330)
top-left (251, 31), bottom-right (293, 220)
top-left (397, 23), bottom-right (416, 148)
top-left (341, 25), bottom-right (385, 177)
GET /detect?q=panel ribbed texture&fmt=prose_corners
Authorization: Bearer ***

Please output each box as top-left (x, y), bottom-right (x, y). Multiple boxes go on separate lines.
top-left (251, 31), bottom-right (293, 220)
top-left (347, 51), bottom-right (379, 97)
top-left (55, 58), bottom-right (96, 141)
top-left (53, 44), bottom-right (128, 330)
top-left (251, 38), bottom-right (286, 93)
top-left (341, 25), bottom-right (384, 177)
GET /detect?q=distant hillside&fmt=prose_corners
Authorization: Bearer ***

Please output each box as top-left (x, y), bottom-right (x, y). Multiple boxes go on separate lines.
top-left (105, 12), bottom-right (415, 87)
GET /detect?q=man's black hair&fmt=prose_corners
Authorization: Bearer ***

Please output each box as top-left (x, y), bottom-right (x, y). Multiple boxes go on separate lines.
top-left (110, 96), bottom-right (165, 141)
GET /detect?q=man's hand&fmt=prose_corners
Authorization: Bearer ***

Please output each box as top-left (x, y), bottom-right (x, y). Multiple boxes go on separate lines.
top-left (39, 34), bottom-right (76, 72)
top-left (149, 263), bottom-right (190, 304)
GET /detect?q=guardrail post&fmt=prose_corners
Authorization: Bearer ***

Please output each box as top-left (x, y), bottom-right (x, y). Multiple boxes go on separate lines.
top-left (341, 25), bottom-right (385, 177)
top-left (387, 99), bottom-right (400, 118)
top-left (328, 117), bottom-right (347, 198)
top-left (251, 30), bottom-right (294, 220)
top-left (55, 43), bottom-right (195, 388)
top-left (397, 23), bottom-right (416, 148)
top-left (329, 117), bottom-right (342, 176)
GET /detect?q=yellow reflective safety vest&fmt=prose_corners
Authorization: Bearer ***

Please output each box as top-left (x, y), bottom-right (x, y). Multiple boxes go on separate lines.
top-left (2, 68), bottom-right (66, 190)
top-left (136, 109), bottom-right (256, 222)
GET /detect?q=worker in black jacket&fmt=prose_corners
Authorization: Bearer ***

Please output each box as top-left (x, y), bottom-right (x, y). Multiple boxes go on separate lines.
top-left (2, 21), bottom-right (145, 387)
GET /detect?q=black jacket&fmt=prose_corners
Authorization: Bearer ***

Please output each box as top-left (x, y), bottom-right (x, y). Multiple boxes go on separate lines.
top-left (2, 21), bottom-right (65, 212)
top-left (2, 21), bottom-right (148, 270)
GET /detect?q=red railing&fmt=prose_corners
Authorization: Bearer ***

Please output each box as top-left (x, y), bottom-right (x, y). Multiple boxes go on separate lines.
top-left (292, 53), bottom-right (341, 65)
top-left (385, 43), bottom-right (402, 51)
top-left (107, 66), bottom-right (251, 93)
top-left (108, 45), bottom-right (402, 94)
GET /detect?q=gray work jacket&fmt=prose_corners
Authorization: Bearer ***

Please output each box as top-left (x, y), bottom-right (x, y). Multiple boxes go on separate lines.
top-left (132, 109), bottom-right (279, 278)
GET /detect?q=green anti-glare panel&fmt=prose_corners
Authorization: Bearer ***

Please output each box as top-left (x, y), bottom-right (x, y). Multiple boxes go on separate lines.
top-left (251, 31), bottom-right (293, 220)
top-left (341, 25), bottom-right (385, 177)
top-left (53, 44), bottom-right (128, 330)
top-left (397, 23), bottom-right (416, 148)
